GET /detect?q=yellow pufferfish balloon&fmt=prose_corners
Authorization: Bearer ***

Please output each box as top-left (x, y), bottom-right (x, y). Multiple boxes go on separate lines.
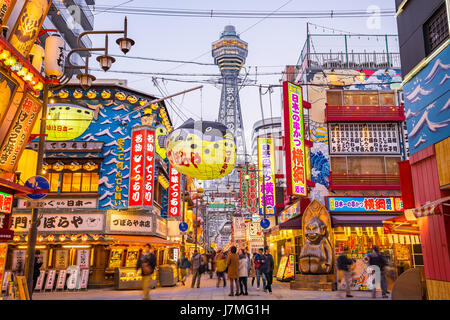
top-left (155, 125), bottom-right (168, 159)
top-left (161, 119), bottom-right (236, 180)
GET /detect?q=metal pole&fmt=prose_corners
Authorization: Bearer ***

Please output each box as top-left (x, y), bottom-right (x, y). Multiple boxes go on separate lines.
top-left (263, 172), bottom-right (267, 248)
top-left (24, 82), bottom-right (49, 299)
top-left (194, 196), bottom-right (198, 251)
top-left (181, 175), bottom-right (186, 253)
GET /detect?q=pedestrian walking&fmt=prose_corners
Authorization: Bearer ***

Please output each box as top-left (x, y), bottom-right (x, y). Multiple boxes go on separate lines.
top-left (32, 250), bottom-right (43, 293)
top-left (215, 250), bottom-right (227, 288)
top-left (226, 246), bottom-right (239, 296)
top-left (254, 248), bottom-right (266, 290)
top-left (238, 249), bottom-right (249, 296)
top-left (337, 247), bottom-right (354, 298)
top-left (190, 250), bottom-right (206, 288)
top-left (207, 258), bottom-right (214, 279)
top-left (369, 246), bottom-right (389, 298)
top-left (136, 244), bottom-right (157, 300)
top-left (260, 246), bottom-right (274, 294)
top-left (250, 252), bottom-right (257, 287)
top-left (177, 252), bottom-right (190, 286)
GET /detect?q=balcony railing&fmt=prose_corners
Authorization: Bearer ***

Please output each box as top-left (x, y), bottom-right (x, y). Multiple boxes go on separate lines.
top-left (325, 104), bottom-right (405, 122)
top-left (329, 172), bottom-right (401, 190)
top-left (307, 52), bottom-right (401, 69)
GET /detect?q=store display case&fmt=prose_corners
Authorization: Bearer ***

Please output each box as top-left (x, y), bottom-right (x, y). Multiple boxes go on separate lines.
top-left (114, 267), bottom-right (157, 290)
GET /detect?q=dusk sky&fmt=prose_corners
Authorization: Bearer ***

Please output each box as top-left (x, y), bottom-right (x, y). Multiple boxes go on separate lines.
top-left (89, 0), bottom-right (399, 149)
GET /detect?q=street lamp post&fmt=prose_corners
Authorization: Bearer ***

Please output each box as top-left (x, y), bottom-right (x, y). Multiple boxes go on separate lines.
top-left (23, 18), bottom-right (135, 299)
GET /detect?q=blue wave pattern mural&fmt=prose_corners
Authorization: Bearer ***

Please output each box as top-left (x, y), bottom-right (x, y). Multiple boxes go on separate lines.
top-left (50, 87), bottom-right (166, 210)
top-left (403, 45), bottom-right (450, 155)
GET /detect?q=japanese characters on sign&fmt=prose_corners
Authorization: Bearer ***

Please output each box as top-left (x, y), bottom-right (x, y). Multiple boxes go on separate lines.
top-left (129, 127), bottom-right (156, 207)
top-left (129, 129), bottom-right (145, 207)
top-left (0, 93), bottom-right (42, 172)
top-left (28, 141), bottom-right (104, 153)
top-left (0, 0), bottom-right (17, 25)
top-left (114, 137), bottom-right (126, 208)
top-left (0, 243), bottom-right (7, 289)
top-left (18, 198), bottom-right (97, 210)
top-left (247, 166), bottom-right (259, 215)
top-left (257, 137), bottom-right (276, 215)
top-left (328, 197), bottom-right (404, 213)
top-left (279, 201), bottom-right (300, 224)
top-left (239, 166), bottom-right (249, 210)
top-left (108, 213), bottom-right (152, 234)
top-left (1, 213), bottom-right (104, 232)
top-left (168, 167), bottom-right (181, 217)
top-left (233, 217), bottom-right (246, 240)
top-left (8, 0), bottom-right (52, 57)
top-left (77, 249), bottom-right (90, 269)
top-left (247, 221), bottom-right (263, 241)
top-left (55, 250), bottom-right (68, 269)
top-left (329, 123), bottom-right (401, 154)
top-left (283, 81), bottom-right (307, 197)
top-left (155, 218), bottom-right (167, 237)
top-left (0, 192), bottom-right (13, 213)
top-left (143, 128), bottom-right (156, 206)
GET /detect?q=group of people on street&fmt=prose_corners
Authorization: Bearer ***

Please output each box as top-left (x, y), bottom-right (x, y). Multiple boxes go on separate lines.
top-left (175, 246), bottom-right (275, 297)
top-left (337, 245), bottom-right (389, 299)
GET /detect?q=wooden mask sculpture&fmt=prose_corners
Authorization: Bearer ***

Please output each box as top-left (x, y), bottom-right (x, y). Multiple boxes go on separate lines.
top-left (299, 200), bottom-right (333, 274)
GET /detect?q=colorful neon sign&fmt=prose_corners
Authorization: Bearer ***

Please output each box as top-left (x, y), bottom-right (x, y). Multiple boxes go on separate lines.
top-left (328, 197), bottom-right (404, 212)
top-left (0, 192), bottom-right (13, 213)
top-left (283, 81), bottom-right (307, 197)
top-left (257, 137), bottom-right (276, 215)
top-left (129, 129), bottom-right (146, 207)
top-left (143, 129), bottom-right (155, 206)
top-left (168, 167), bottom-right (181, 217)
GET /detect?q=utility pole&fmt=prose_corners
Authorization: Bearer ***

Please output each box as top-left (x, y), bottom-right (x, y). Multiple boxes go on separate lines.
top-left (24, 82), bottom-right (49, 299)
top-left (181, 175), bottom-right (186, 254)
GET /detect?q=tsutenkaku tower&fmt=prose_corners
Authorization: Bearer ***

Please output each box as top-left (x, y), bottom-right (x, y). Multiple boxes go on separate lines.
top-left (212, 25), bottom-right (248, 165)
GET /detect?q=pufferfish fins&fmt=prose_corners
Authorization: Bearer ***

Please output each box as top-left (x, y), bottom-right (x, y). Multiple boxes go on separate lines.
top-left (158, 134), bottom-right (168, 148)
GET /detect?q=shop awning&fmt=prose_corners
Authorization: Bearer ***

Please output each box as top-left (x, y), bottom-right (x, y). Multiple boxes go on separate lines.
top-left (331, 215), bottom-right (397, 227)
top-left (410, 195), bottom-right (450, 218)
top-left (383, 215), bottom-right (420, 235)
top-left (278, 214), bottom-right (302, 230)
top-left (111, 235), bottom-right (179, 246)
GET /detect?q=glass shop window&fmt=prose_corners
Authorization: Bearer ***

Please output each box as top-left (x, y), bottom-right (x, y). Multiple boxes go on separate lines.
top-left (90, 174), bottom-right (99, 192)
top-left (343, 91), bottom-right (378, 106)
top-left (81, 173), bottom-right (91, 192)
top-left (326, 91), bottom-right (343, 106)
top-left (331, 157), bottom-right (347, 174)
top-left (347, 156), bottom-right (384, 175)
top-left (385, 157), bottom-right (401, 175)
top-left (380, 92), bottom-right (396, 106)
top-left (72, 173), bottom-right (82, 192)
top-left (49, 173), bottom-right (60, 192)
top-left (62, 173), bottom-right (72, 192)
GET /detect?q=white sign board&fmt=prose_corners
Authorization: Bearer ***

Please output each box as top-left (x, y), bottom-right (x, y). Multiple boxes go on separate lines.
top-left (11, 250), bottom-right (26, 272)
top-left (2, 271), bottom-right (11, 291)
top-left (329, 122), bottom-right (401, 154)
top-left (35, 270), bottom-right (46, 291)
top-left (109, 213), bottom-right (152, 234)
top-left (56, 269), bottom-right (67, 289)
top-left (156, 218), bottom-right (167, 237)
top-left (80, 268), bottom-right (89, 289)
top-left (233, 217), bottom-right (246, 240)
top-left (18, 198), bottom-right (98, 209)
top-left (77, 249), bottom-right (90, 269)
top-left (247, 221), bottom-right (264, 241)
top-left (44, 270), bottom-right (57, 290)
top-left (66, 265), bottom-right (81, 290)
top-left (55, 250), bottom-right (69, 269)
top-left (2, 213), bottom-right (104, 233)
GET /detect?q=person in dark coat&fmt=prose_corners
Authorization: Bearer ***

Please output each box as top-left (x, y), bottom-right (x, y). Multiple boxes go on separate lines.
top-left (136, 244), bottom-right (157, 300)
top-left (32, 250), bottom-right (43, 292)
top-left (369, 246), bottom-right (388, 298)
top-left (337, 247), bottom-right (354, 298)
top-left (260, 246), bottom-right (274, 294)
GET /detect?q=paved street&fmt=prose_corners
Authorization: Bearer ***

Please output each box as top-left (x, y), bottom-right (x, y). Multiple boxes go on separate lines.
top-left (31, 276), bottom-right (389, 300)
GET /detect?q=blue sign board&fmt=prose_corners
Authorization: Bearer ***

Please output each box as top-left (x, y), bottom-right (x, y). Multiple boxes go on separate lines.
top-left (179, 222), bottom-right (188, 232)
top-left (25, 176), bottom-right (49, 200)
top-left (260, 218), bottom-right (270, 229)
top-left (403, 45), bottom-right (450, 155)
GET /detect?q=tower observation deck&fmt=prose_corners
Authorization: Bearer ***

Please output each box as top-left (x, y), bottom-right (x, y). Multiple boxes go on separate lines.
top-left (212, 25), bottom-right (248, 165)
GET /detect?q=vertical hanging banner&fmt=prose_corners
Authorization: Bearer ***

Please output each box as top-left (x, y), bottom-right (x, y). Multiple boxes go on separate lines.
top-left (129, 129), bottom-right (145, 207)
top-left (168, 167), bottom-right (181, 217)
top-left (283, 81), bottom-right (307, 197)
top-left (0, 192), bottom-right (13, 213)
top-left (0, 93), bottom-right (41, 173)
top-left (143, 128), bottom-right (155, 206)
top-left (257, 137), bottom-right (276, 215)
top-left (247, 166), bottom-right (259, 215)
top-left (128, 127), bottom-right (156, 208)
top-left (239, 165), bottom-right (249, 210)
top-left (8, 0), bottom-right (52, 58)
top-left (0, 0), bottom-right (17, 25)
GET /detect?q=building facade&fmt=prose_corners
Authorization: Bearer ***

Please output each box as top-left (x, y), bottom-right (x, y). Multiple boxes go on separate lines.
top-left (395, 0), bottom-right (450, 299)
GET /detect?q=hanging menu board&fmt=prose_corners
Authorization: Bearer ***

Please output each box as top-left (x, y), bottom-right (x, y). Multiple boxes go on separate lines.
top-left (55, 269), bottom-right (67, 290)
top-left (44, 269), bottom-right (56, 290)
top-left (34, 270), bottom-right (46, 291)
top-left (80, 268), bottom-right (89, 289)
top-left (329, 122), bottom-right (400, 154)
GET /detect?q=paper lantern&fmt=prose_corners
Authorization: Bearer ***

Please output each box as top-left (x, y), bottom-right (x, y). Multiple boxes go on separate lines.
top-left (46, 103), bottom-right (94, 141)
top-left (0, 49), bottom-right (10, 60)
top-left (44, 35), bottom-right (65, 78)
top-left (165, 119), bottom-right (236, 180)
top-left (30, 43), bottom-right (44, 72)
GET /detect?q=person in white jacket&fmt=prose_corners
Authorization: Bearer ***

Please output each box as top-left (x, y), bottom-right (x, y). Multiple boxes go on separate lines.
top-left (237, 248), bottom-right (249, 296)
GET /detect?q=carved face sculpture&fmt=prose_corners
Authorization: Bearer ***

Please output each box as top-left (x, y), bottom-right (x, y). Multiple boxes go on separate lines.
top-left (304, 217), bottom-right (327, 245)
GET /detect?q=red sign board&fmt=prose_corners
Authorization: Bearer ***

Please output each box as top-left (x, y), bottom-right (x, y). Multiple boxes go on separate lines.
top-left (168, 167), bottom-right (181, 217)
top-left (128, 127), bottom-right (156, 208)
top-left (143, 129), bottom-right (156, 206)
top-left (0, 192), bottom-right (13, 214)
top-left (129, 129), bottom-right (146, 207)
top-left (0, 229), bottom-right (14, 242)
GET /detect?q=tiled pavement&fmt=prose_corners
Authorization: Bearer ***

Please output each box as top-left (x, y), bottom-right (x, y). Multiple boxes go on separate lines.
top-left (31, 276), bottom-right (389, 300)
